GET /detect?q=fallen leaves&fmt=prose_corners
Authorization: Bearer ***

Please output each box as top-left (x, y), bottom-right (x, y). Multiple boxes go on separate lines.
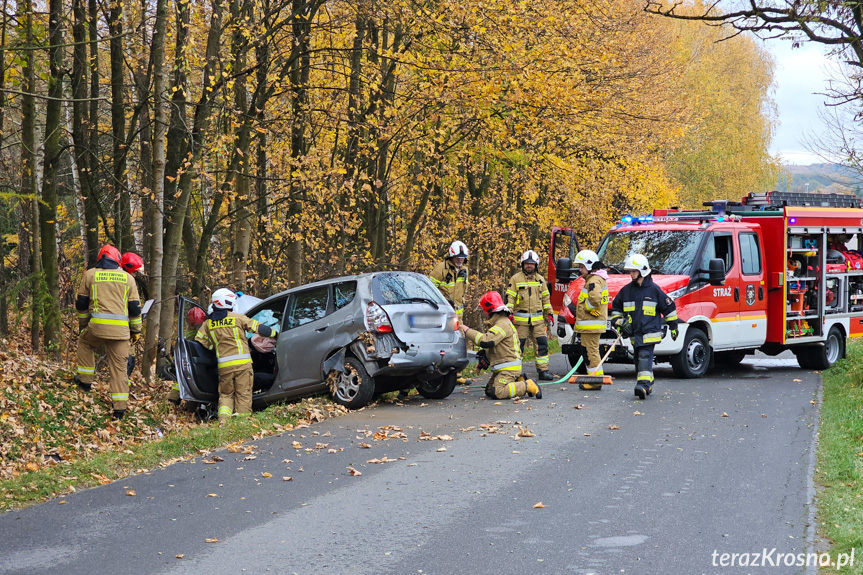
top-left (282, 476), bottom-right (293, 481)
top-left (721, 412), bottom-right (729, 418)
top-left (359, 442), bottom-right (371, 449)
top-left (516, 426), bottom-right (535, 438)
top-left (347, 466), bottom-right (362, 476)
top-left (175, 554), bottom-right (185, 559)
top-left (207, 493), bottom-right (218, 498)
top-left (291, 441), bottom-right (303, 449)
top-left (573, 404), bottom-right (585, 410)
top-left (583, 433), bottom-right (591, 437)
top-left (419, 431), bottom-right (453, 441)
top-left (126, 490), bottom-right (136, 496)
top-left (633, 411), bottom-right (643, 416)
top-left (261, 472), bottom-right (272, 478)
top-left (436, 447), bottom-right (447, 452)
top-left (366, 457), bottom-right (396, 464)
top-left (205, 538), bottom-right (219, 543)
top-left (202, 456), bottom-right (224, 464)
top-left (532, 502), bottom-right (545, 509)
top-left (608, 424), bottom-right (620, 430)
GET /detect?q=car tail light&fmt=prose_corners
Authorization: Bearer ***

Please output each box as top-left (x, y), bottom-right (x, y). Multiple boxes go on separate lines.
top-left (365, 302), bottom-right (394, 333)
top-left (454, 318), bottom-right (459, 331)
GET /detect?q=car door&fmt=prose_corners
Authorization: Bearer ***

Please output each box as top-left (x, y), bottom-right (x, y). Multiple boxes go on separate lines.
top-left (174, 297), bottom-right (218, 401)
top-left (736, 229), bottom-right (768, 346)
top-left (697, 231), bottom-right (741, 349)
top-left (277, 284), bottom-right (334, 387)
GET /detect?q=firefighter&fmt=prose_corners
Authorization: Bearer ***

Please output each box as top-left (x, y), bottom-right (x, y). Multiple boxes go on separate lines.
top-left (430, 240), bottom-right (470, 384)
top-left (567, 249), bottom-right (609, 390)
top-left (609, 254), bottom-right (679, 399)
top-left (505, 249), bottom-right (554, 381)
top-left (120, 252), bottom-right (149, 301)
top-left (195, 288), bottom-right (278, 424)
top-left (459, 291), bottom-right (542, 400)
top-left (74, 245), bottom-right (143, 419)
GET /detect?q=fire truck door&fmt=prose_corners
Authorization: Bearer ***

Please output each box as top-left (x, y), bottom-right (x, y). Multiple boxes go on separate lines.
top-left (737, 230), bottom-right (768, 346)
top-left (699, 231), bottom-right (741, 349)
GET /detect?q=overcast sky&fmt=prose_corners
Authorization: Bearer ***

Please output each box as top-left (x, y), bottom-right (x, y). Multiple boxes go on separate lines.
top-left (766, 38), bottom-right (842, 166)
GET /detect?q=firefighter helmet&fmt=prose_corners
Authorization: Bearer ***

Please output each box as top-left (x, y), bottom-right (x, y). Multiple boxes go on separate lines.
top-left (186, 306), bottom-right (206, 326)
top-left (447, 241), bottom-right (469, 259)
top-left (211, 288), bottom-right (237, 310)
top-left (574, 249), bottom-right (599, 269)
top-left (624, 253), bottom-right (651, 276)
top-left (121, 252), bottom-right (144, 274)
top-left (520, 250), bottom-right (540, 266)
top-left (478, 291), bottom-right (506, 314)
top-left (97, 244), bottom-right (121, 264)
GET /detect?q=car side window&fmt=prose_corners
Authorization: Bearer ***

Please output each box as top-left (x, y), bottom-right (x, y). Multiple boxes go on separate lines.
top-left (700, 233), bottom-right (734, 273)
top-left (334, 281), bottom-right (357, 310)
top-left (286, 286), bottom-right (331, 329)
top-left (740, 232), bottom-right (762, 275)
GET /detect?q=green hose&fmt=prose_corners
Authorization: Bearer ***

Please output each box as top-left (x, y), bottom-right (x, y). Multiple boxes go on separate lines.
top-left (465, 356), bottom-right (584, 388)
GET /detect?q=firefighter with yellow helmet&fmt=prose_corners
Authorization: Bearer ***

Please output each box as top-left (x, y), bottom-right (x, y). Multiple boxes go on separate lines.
top-left (429, 240), bottom-right (469, 319)
top-left (566, 249), bottom-right (609, 390)
top-left (195, 288), bottom-right (278, 423)
top-left (74, 245), bottom-right (143, 419)
top-left (459, 291), bottom-right (542, 400)
top-left (505, 250), bottom-right (554, 381)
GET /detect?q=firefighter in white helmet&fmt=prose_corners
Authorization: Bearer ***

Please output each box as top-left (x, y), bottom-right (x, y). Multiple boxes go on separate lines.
top-left (566, 249), bottom-right (609, 390)
top-left (195, 288), bottom-right (279, 423)
top-left (430, 241), bottom-right (471, 385)
top-left (506, 249), bottom-right (554, 381)
top-left (610, 254), bottom-right (679, 399)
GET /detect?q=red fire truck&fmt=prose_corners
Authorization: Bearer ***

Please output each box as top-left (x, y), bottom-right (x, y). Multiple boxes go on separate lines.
top-left (549, 191), bottom-right (863, 377)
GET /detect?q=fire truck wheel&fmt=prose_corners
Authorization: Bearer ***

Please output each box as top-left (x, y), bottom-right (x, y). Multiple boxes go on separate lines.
top-left (797, 326), bottom-right (845, 371)
top-left (670, 328), bottom-right (711, 379)
top-left (567, 351), bottom-right (588, 374)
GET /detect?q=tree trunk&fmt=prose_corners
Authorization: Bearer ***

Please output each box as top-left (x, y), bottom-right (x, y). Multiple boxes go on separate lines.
top-left (230, 0), bottom-right (252, 288)
top-left (109, 0), bottom-right (132, 252)
top-left (86, 0), bottom-right (100, 264)
top-left (144, 0), bottom-right (168, 382)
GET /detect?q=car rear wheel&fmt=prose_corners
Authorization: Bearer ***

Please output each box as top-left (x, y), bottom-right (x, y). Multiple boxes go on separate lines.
top-left (332, 357), bottom-right (376, 409)
top-left (417, 371), bottom-right (458, 400)
top-left (671, 328), bottom-right (711, 379)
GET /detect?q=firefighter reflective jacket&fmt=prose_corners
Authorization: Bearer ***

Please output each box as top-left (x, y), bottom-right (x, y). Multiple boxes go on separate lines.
top-left (195, 311), bottom-right (276, 373)
top-left (464, 313), bottom-right (521, 372)
top-left (76, 258), bottom-right (142, 340)
top-left (570, 271), bottom-right (609, 333)
top-left (610, 274), bottom-right (678, 344)
top-left (430, 259), bottom-right (468, 316)
top-left (505, 271), bottom-right (552, 326)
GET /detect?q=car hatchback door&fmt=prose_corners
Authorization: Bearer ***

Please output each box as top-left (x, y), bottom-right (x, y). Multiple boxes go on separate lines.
top-left (277, 284), bottom-right (334, 387)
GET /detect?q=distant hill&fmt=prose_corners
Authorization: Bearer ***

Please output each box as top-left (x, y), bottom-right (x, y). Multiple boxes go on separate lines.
top-left (777, 163), bottom-right (863, 195)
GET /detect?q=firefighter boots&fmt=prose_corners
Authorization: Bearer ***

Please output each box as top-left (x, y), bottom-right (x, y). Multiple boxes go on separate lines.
top-left (73, 376), bottom-right (91, 392)
top-left (112, 409), bottom-right (126, 420)
top-left (537, 370), bottom-right (554, 381)
top-left (634, 383), bottom-right (652, 400)
top-left (525, 379), bottom-right (543, 399)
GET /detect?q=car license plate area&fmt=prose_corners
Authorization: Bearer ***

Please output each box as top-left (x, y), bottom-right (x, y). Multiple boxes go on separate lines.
top-left (409, 315), bottom-right (441, 328)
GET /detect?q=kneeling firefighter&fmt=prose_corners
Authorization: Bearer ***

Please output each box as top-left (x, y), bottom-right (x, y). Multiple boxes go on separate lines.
top-left (506, 249), bottom-right (555, 381)
top-left (194, 289), bottom-right (278, 423)
top-left (609, 254), bottom-right (679, 399)
top-left (459, 291), bottom-right (542, 400)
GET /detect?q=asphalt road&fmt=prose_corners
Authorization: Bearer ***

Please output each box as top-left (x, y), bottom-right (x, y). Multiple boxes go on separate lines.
top-left (0, 352), bottom-right (823, 575)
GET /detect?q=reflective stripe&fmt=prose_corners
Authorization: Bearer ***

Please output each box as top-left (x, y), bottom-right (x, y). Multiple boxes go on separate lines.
top-left (218, 406), bottom-right (233, 415)
top-left (584, 299), bottom-right (596, 310)
top-left (217, 353), bottom-right (252, 366)
top-left (665, 314), bottom-right (678, 322)
top-left (111, 393), bottom-right (129, 401)
top-left (250, 320), bottom-right (259, 331)
top-left (610, 312), bottom-right (623, 318)
top-left (643, 301), bottom-right (657, 316)
top-left (507, 382), bottom-right (517, 398)
top-left (171, 381), bottom-right (180, 391)
top-left (89, 317), bottom-right (129, 326)
top-left (515, 282), bottom-right (543, 288)
top-left (642, 331), bottom-right (662, 343)
top-left (505, 290), bottom-right (517, 297)
top-left (77, 312), bottom-right (89, 319)
top-left (513, 312), bottom-right (543, 318)
top-left (623, 301), bottom-right (635, 311)
top-left (474, 333), bottom-right (483, 345)
top-left (636, 371), bottom-right (653, 382)
top-left (129, 316), bottom-right (142, 326)
top-left (576, 320), bottom-right (606, 330)
top-left (541, 289), bottom-right (550, 297)
top-left (77, 366), bottom-right (95, 374)
top-left (489, 326), bottom-right (506, 336)
top-left (588, 367), bottom-right (604, 376)
top-left (492, 360), bottom-right (522, 371)
top-left (91, 312), bottom-right (129, 321)
top-left (430, 277), bottom-right (442, 286)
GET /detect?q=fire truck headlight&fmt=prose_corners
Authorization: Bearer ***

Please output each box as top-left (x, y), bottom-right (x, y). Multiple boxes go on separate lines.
top-left (667, 286), bottom-right (687, 301)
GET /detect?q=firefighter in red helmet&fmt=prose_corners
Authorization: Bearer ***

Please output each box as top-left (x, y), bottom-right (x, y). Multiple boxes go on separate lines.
top-left (459, 291), bottom-right (542, 400)
top-left (74, 245), bottom-right (143, 419)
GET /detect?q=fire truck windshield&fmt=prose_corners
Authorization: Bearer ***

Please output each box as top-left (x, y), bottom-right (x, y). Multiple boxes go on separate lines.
top-left (598, 230), bottom-right (704, 276)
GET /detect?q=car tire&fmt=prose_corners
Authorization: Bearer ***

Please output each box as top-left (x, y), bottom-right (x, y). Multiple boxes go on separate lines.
top-left (417, 371), bottom-right (458, 400)
top-left (796, 326), bottom-right (845, 370)
top-left (714, 350), bottom-right (747, 367)
top-left (332, 357), bottom-right (376, 409)
top-left (670, 328), bottom-right (711, 379)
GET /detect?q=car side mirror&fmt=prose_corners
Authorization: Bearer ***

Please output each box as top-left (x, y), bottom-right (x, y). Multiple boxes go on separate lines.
top-left (707, 258), bottom-right (725, 286)
top-left (556, 257), bottom-right (575, 284)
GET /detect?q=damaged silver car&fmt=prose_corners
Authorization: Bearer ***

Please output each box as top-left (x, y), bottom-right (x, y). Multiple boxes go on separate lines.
top-left (171, 271), bottom-right (469, 412)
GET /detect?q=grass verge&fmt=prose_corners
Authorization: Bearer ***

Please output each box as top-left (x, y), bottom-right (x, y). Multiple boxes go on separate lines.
top-left (816, 339), bottom-right (863, 574)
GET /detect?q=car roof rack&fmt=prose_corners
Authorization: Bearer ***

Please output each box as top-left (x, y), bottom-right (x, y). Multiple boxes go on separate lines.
top-left (740, 190), bottom-right (862, 209)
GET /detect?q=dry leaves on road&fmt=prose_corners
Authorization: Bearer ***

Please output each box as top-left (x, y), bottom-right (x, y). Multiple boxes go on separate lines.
top-left (125, 490), bottom-right (136, 496)
top-left (721, 412), bottom-right (729, 418)
top-left (573, 404), bottom-right (585, 410)
top-left (366, 457), bottom-right (396, 464)
top-left (347, 466), bottom-right (362, 476)
top-left (359, 442), bottom-right (371, 449)
top-left (291, 441), bottom-right (303, 449)
top-left (176, 554), bottom-right (184, 559)
top-left (516, 426), bottom-right (535, 438)
top-left (633, 411), bottom-right (643, 416)
top-left (205, 538), bottom-right (219, 543)
top-left (436, 447), bottom-right (447, 452)
top-left (419, 431), bottom-right (454, 441)
top-left (532, 502), bottom-right (545, 509)
top-left (203, 456), bottom-right (224, 464)
top-left (207, 493), bottom-right (218, 497)
top-left (608, 424), bottom-right (620, 430)
top-left (261, 472), bottom-right (272, 478)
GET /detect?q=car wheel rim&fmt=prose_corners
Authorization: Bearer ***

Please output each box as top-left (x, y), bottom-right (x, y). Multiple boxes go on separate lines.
top-left (687, 339), bottom-right (706, 372)
top-left (826, 334), bottom-right (840, 364)
top-left (335, 369), bottom-right (361, 402)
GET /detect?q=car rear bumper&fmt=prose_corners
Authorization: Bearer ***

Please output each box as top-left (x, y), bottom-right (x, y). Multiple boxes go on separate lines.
top-left (370, 341), bottom-right (469, 379)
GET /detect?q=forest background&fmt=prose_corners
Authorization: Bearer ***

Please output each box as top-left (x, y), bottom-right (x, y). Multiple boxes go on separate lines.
top-left (0, 0), bottom-right (779, 378)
